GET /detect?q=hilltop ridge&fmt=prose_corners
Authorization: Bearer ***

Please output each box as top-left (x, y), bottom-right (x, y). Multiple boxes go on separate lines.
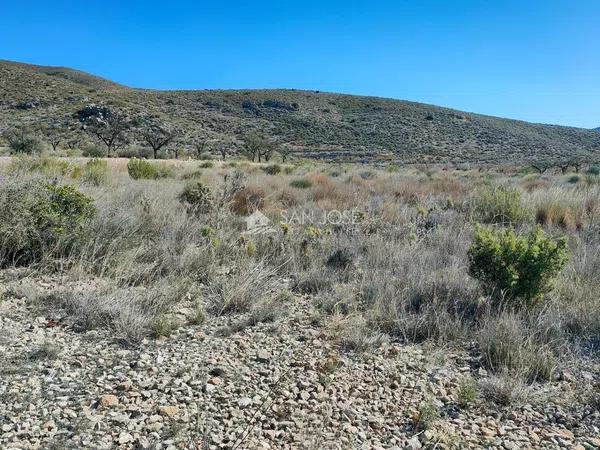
top-left (1, 60), bottom-right (599, 164)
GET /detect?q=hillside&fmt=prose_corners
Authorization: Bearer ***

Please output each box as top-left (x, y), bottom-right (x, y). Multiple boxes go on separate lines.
top-left (1, 59), bottom-right (599, 164)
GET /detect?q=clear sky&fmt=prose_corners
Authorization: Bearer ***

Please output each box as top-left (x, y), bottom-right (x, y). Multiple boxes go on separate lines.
top-left (1, 1), bottom-right (599, 128)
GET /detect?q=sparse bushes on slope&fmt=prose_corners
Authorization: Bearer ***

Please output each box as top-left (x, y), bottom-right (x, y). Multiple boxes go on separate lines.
top-left (468, 225), bottom-right (569, 306)
top-left (0, 179), bottom-right (95, 265)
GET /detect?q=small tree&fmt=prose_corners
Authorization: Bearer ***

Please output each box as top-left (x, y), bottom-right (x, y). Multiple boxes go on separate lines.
top-left (557, 160), bottom-right (570, 175)
top-left (279, 144), bottom-right (293, 163)
top-left (530, 162), bottom-right (550, 175)
top-left (38, 121), bottom-right (68, 152)
top-left (137, 118), bottom-right (177, 159)
top-left (82, 112), bottom-right (129, 156)
top-left (3, 126), bottom-right (43, 154)
top-left (243, 134), bottom-right (275, 162)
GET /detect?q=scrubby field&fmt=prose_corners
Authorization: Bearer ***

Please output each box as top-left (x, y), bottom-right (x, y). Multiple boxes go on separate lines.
top-left (0, 156), bottom-right (599, 449)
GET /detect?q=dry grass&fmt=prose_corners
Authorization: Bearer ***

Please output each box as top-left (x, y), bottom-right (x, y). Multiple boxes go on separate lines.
top-left (1, 155), bottom-right (598, 387)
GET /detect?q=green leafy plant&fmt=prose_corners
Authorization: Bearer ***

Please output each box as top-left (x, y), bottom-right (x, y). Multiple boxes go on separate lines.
top-left (0, 180), bottom-right (95, 265)
top-left (468, 225), bottom-right (569, 305)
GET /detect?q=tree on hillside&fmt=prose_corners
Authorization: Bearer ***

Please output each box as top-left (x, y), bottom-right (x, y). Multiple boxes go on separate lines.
top-left (78, 106), bottom-right (129, 156)
top-left (279, 143), bottom-right (294, 163)
top-left (38, 120), bottom-right (69, 152)
top-left (243, 134), bottom-right (275, 162)
top-left (530, 161), bottom-right (551, 174)
top-left (137, 118), bottom-right (177, 159)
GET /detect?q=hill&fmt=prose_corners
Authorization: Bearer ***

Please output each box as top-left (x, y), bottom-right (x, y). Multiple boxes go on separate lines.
top-left (1, 59), bottom-right (599, 164)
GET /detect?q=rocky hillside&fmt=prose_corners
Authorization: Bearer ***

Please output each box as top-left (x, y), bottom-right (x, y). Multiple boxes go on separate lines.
top-left (1, 60), bottom-right (599, 164)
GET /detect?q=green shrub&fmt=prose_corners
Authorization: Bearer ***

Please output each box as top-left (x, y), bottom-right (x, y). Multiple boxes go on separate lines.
top-left (81, 144), bottom-right (106, 158)
top-left (474, 186), bottom-right (531, 225)
top-left (586, 165), bottom-right (600, 176)
top-left (4, 128), bottom-right (43, 154)
top-left (179, 181), bottom-right (213, 214)
top-left (289, 178), bottom-right (312, 189)
top-left (199, 161), bottom-right (214, 169)
top-left (117, 145), bottom-right (153, 159)
top-left (262, 164), bottom-right (282, 175)
top-left (457, 377), bottom-right (477, 407)
top-left (127, 158), bottom-right (175, 180)
top-left (0, 179), bottom-right (95, 265)
top-left (567, 175), bottom-right (581, 184)
top-left (468, 225), bottom-right (569, 305)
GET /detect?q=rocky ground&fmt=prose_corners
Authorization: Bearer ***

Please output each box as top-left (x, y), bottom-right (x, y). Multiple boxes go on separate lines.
top-left (1, 277), bottom-right (599, 450)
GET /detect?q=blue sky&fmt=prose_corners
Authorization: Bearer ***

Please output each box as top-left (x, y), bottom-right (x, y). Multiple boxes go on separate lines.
top-left (1, 1), bottom-right (599, 128)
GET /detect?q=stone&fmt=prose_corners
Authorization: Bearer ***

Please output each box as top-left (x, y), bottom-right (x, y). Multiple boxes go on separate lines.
top-left (238, 397), bottom-right (253, 408)
top-left (158, 405), bottom-right (179, 417)
top-left (406, 436), bottom-right (422, 450)
top-left (99, 394), bottom-right (119, 408)
top-left (118, 432), bottom-right (133, 444)
top-left (257, 350), bottom-right (271, 363)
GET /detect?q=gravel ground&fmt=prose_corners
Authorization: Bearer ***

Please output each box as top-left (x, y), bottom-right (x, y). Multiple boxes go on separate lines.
top-left (0, 279), bottom-right (599, 450)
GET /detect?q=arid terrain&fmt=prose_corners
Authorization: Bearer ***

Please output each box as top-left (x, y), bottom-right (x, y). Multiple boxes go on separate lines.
top-left (0, 155), bottom-right (599, 449)
top-left (1, 60), bottom-right (600, 165)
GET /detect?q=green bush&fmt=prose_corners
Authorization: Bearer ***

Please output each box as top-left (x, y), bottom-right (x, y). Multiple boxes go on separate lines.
top-left (199, 161), bottom-right (214, 169)
top-left (262, 164), bottom-right (282, 175)
top-left (127, 158), bottom-right (175, 180)
top-left (0, 179), bottom-right (95, 265)
top-left (289, 178), bottom-right (312, 189)
top-left (179, 181), bottom-right (213, 214)
top-left (81, 144), bottom-right (106, 158)
top-left (117, 146), bottom-right (153, 159)
top-left (587, 165), bottom-right (600, 176)
top-left (474, 186), bottom-right (531, 225)
top-left (468, 225), bottom-right (569, 305)
top-left (4, 128), bottom-right (43, 154)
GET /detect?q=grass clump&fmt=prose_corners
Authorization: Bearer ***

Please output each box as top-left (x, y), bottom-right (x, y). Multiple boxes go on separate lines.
top-left (457, 377), bottom-right (477, 408)
top-left (475, 186), bottom-right (531, 225)
top-left (413, 397), bottom-right (440, 431)
top-left (72, 158), bottom-right (108, 185)
top-left (477, 313), bottom-right (557, 381)
top-left (179, 181), bottom-right (213, 214)
top-left (262, 164), bottom-right (282, 175)
top-left (127, 157), bottom-right (175, 180)
top-left (289, 178), bottom-right (312, 189)
top-left (468, 225), bottom-right (569, 305)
